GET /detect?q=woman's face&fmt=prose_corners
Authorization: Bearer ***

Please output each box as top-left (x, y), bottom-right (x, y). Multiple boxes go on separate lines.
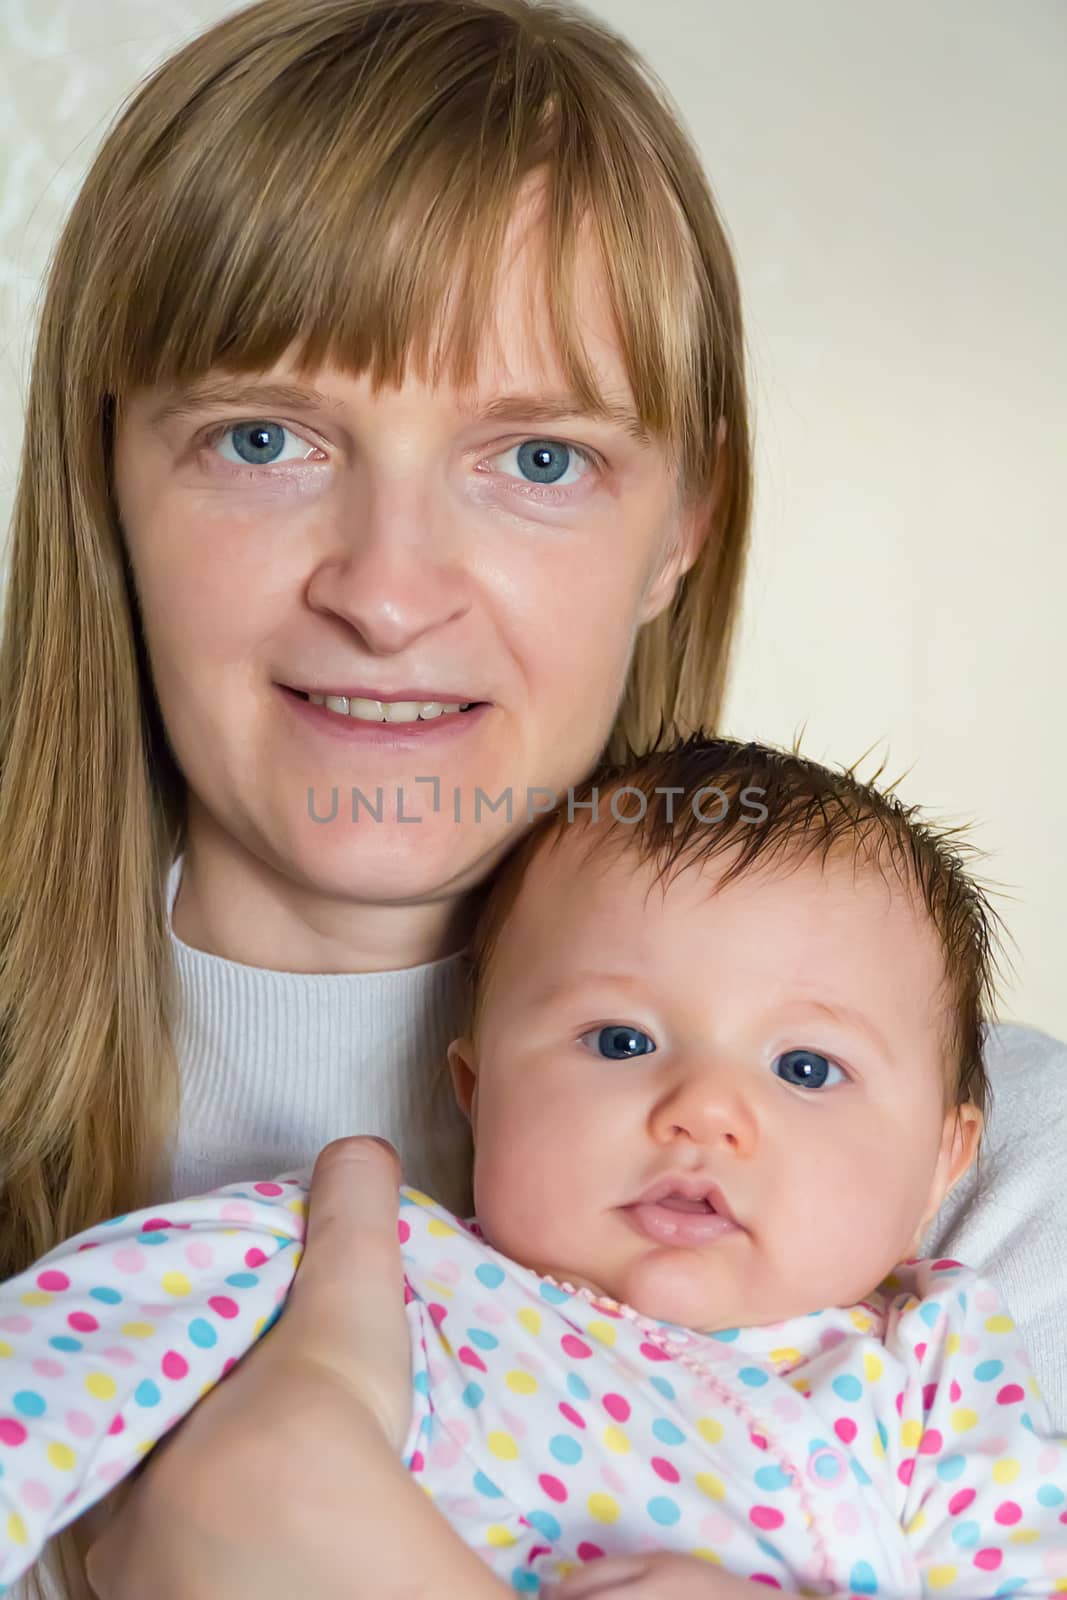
top-left (113, 196), bottom-right (709, 952)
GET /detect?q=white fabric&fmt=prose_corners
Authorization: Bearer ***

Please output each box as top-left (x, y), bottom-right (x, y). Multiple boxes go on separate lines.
top-left (14, 857), bottom-right (1066, 1597)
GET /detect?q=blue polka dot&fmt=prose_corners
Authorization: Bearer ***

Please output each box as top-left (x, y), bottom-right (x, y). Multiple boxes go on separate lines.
top-left (1021, 1412), bottom-right (1035, 1433)
top-left (549, 1434), bottom-right (582, 1466)
top-left (13, 1392), bottom-right (46, 1419)
top-left (187, 1319), bottom-right (217, 1349)
top-left (475, 1263), bottom-right (506, 1290)
top-left (974, 1360), bottom-right (1004, 1382)
top-left (539, 1282), bottom-right (569, 1305)
top-left (849, 1560), bottom-right (878, 1594)
top-left (510, 1570), bottom-right (540, 1593)
top-left (936, 1453), bottom-right (966, 1482)
top-left (813, 1452), bottom-right (841, 1482)
top-left (850, 1458), bottom-right (872, 1488)
top-left (832, 1374), bottom-right (863, 1403)
top-left (413, 1370), bottom-right (429, 1396)
top-left (652, 1417), bottom-right (686, 1446)
top-left (756, 1538), bottom-right (783, 1563)
top-left (754, 1466), bottom-right (792, 1491)
top-left (137, 1232), bottom-right (169, 1246)
top-left (134, 1380), bottom-right (161, 1408)
top-left (646, 1496), bottom-right (681, 1526)
top-left (951, 1520), bottom-right (980, 1549)
top-left (49, 1336), bottom-right (82, 1353)
top-left (876, 1421), bottom-right (889, 1452)
top-left (566, 1373), bottom-right (590, 1402)
top-left (461, 1383), bottom-right (484, 1409)
top-left (1037, 1484), bottom-right (1065, 1507)
top-left (918, 1301), bottom-right (942, 1328)
top-left (467, 1328), bottom-right (499, 1351)
top-left (649, 1377), bottom-right (675, 1400)
top-left (474, 1471), bottom-right (503, 1499)
top-left (225, 1272), bottom-right (259, 1289)
top-left (526, 1511), bottom-right (561, 1541)
top-left (738, 1366), bottom-right (769, 1389)
top-left (99, 1215), bottom-right (128, 1227)
top-left (710, 1327), bottom-right (739, 1343)
top-left (89, 1287), bottom-right (122, 1306)
top-left (992, 1582), bottom-right (1027, 1597)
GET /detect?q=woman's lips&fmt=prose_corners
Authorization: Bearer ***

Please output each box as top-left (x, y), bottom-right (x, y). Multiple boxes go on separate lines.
top-left (621, 1199), bottom-right (742, 1247)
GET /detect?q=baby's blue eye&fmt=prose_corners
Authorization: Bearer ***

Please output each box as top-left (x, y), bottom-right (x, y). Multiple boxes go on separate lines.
top-left (580, 1026), bottom-right (656, 1061)
top-left (773, 1049), bottom-right (845, 1090)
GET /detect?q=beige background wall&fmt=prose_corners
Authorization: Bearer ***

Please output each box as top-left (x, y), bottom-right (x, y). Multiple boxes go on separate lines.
top-left (1, 0), bottom-right (1063, 1038)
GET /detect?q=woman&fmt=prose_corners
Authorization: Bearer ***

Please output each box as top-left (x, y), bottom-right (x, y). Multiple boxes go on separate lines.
top-left (0, 1), bottom-right (1061, 1597)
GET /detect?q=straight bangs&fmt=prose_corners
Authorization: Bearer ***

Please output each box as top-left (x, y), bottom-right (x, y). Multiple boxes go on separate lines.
top-left (80, 0), bottom-right (717, 494)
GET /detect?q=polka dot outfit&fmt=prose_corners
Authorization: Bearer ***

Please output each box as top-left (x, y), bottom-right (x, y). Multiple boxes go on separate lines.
top-left (0, 1179), bottom-right (1064, 1596)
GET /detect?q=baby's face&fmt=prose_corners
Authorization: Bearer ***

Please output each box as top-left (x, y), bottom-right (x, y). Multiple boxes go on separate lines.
top-left (449, 830), bottom-right (980, 1331)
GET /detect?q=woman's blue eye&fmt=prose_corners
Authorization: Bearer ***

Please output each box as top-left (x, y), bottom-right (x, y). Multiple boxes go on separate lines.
top-left (500, 439), bottom-right (591, 488)
top-left (214, 422), bottom-right (312, 467)
top-left (580, 1025), bottom-right (656, 1061)
top-left (772, 1049), bottom-right (845, 1090)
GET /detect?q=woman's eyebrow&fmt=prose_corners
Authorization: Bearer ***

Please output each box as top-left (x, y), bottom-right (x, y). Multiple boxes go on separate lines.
top-left (147, 377), bottom-right (651, 445)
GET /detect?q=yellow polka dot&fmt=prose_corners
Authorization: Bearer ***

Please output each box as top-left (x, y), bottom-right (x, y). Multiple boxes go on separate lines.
top-left (20, 1291), bottom-right (52, 1308)
top-left (425, 1280), bottom-right (455, 1300)
top-left (1053, 1577), bottom-right (1067, 1592)
top-left (985, 1313), bottom-right (1014, 1334)
top-left (427, 1218), bottom-right (457, 1238)
top-left (136, 1439), bottom-right (157, 1457)
top-left (121, 1322), bottom-right (156, 1339)
top-left (927, 1566), bottom-right (958, 1589)
top-left (696, 1416), bottom-right (724, 1445)
top-left (161, 1271), bottom-right (191, 1297)
top-left (950, 1407), bottom-right (978, 1432)
top-left (849, 1310), bottom-right (873, 1333)
top-left (993, 1457), bottom-right (1021, 1484)
top-left (1028, 1375), bottom-right (1042, 1398)
top-left (945, 1333), bottom-right (961, 1356)
top-left (506, 1370), bottom-right (538, 1396)
top-left (290, 1249), bottom-right (303, 1270)
top-left (47, 1442), bottom-right (76, 1472)
top-left (406, 1189), bottom-right (434, 1208)
top-left (199, 1381), bottom-right (216, 1398)
top-left (0, 1341), bottom-right (12, 1359)
top-left (695, 1472), bottom-right (725, 1502)
top-left (587, 1493), bottom-right (619, 1523)
top-left (85, 1373), bottom-right (116, 1401)
top-left (602, 1425), bottom-right (630, 1454)
top-left (286, 1198), bottom-right (307, 1217)
top-left (905, 1509), bottom-right (927, 1534)
top-left (900, 1419), bottom-right (923, 1450)
top-left (790, 1378), bottom-right (810, 1395)
top-left (688, 1549), bottom-right (722, 1565)
top-left (1009, 1528), bottom-right (1038, 1543)
top-left (863, 1352), bottom-right (883, 1382)
top-left (770, 1347), bottom-right (802, 1365)
top-left (254, 1317), bottom-right (268, 1337)
top-left (7, 1512), bottom-right (27, 1546)
top-left (586, 1320), bottom-right (616, 1347)
top-left (486, 1525), bottom-right (517, 1548)
top-left (872, 1430), bottom-right (886, 1459)
top-left (517, 1308), bottom-right (541, 1335)
top-left (487, 1431), bottom-right (518, 1461)
top-left (438, 1332), bottom-right (453, 1357)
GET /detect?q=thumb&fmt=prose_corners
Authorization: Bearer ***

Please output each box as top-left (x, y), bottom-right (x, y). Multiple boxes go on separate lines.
top-left (278, 1136), bottom-right (411, 1446)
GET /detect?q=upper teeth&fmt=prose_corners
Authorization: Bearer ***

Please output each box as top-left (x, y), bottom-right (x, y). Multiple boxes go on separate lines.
top-left (308, 695), bottom-right (471, 722)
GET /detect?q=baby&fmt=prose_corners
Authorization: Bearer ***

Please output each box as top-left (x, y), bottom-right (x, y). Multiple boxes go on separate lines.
top-left (1, 736), bottom-right (1064, 1598)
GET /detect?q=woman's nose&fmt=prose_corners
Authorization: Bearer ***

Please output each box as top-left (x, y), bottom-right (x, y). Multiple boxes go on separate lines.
top-left (306, 491), bottom-right (472, 654)
top-left (647, 1066), bottom-right (759, 1156)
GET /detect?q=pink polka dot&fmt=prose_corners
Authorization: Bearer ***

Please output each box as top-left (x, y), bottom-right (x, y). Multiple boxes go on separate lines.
top-left (749, 1578), bottom-right (783, 1589)
top-left (949, 1380), bottom-right (962, 1402)
top-left (651, 1457), bottom-right (680, 1483)
top-left (245, 1247), bottom-right (268, 1269)
top-left (949, 1489), bottom-right (976, 1516)
top-left (897, 1460), bottom-right (915, 1487)
top-left (834, 1417), bottom-right (857, 1445)
top-left (112, 1247), bottom-right (146, 1275)
top-left (0, 1315), bottom-right (32, 1334)
top-left (894, 1390), bottom-right (904, 1416)
top-left (603, 1393), bottom-right (631, 1423)
top-left (538, 1473), bottom-right (567, 1503)
top-left (558, 1402), bottom-right (585, 1430)
top-left (162, 1351), bottom-right (189, 1381)
top-left (141, 1217), bottom-right (173, 1232)
top-left (474, 1301), bottom-right (508, 1327)
top-left (254, 1182), bottom-right (284, 1197)
top-left (932, 1258), bottom-right (963, 1271)
top-left (996, 1384), bottom-right (1025, 1406)
top-left (37, 1271), bottom-right (70, 1293)
top-left (818, 1327), bottom-right (846, 1351)
top-left (409, 1449), bottom-right (424, 1472)
top-left (577, 1543), bottom-right (604, 1562)
top-left (208, 1296), bottom-right (239, 1320)
top-left (973, 1549), bottom-right (1002, 1571)
top-left (185, 1242), bottom-right (214, 1270)
top-left (639, 1341), bottom-right (670, 1362)
top-left (601, 1463), bottom-right (627, 1495)
top-left (432, 1260), bottom-right (461, 1286)
top-left (429, 1435), bottom-right (461, 1471)
top-left (918, 1428), bottom-right (943, 1455)
top-left (107, 1415), bottom-right (125, 1436)
top-left (458, 1346), bottom-right (486, 1372)
top-left (923, 1383), bottom-right (939, 1412)
top-left (561, 1335), bottom-right (591, 1360)
top-left (20, 1480), bottom-right (53, 1511)
top-left (32, 1358), bottom-right (65, 1380)
top-left (914, 1342), bottom-right (927, 1363)
top-left (102, 1346), bottom-right (136, 1367)
top-left (69, 1311), bottom-right (99, 1334)
top-left (95, 1461), bottom-right (126, 1486)
top-left (700, 1511), bottom-right (734, 1543)
top-left (221, 1202), bottom-right (253, 1223)
top-left (994, 1501), bottom-right (1022, 1526)
top-left (0, 1419), bottom-right (28, 1447)
top-left (66, 1410), bottom-right (95, 1439)
top-left (749, 1431), bottom-right (769, 1451)
top-left (397, 1219), bottom-right (410, 1244)
top-left (750, 1506), bottom-right (784, 1531)
top-left (428, 1303), bottom-right (447, 1327)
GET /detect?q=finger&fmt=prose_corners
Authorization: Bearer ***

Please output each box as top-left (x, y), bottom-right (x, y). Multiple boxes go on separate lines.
top-left (546, 1556), bottom-right (649, 1597)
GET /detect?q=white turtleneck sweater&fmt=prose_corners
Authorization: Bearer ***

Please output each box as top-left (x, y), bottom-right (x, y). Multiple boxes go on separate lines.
top-left (17, 856), bottom-right (1066, 1600)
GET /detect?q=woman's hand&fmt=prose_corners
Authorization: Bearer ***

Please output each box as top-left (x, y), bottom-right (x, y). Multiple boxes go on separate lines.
top-left (85, 1136), bottom-right (414, 1599)
top-left (547, 1552), bottom-right (809, 1599)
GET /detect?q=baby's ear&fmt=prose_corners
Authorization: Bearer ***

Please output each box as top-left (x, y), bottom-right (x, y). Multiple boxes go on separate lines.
top-left (447, 1036), bottom-right (479, 1124)
top-left (918, 1101), bottom-right (984, 1245)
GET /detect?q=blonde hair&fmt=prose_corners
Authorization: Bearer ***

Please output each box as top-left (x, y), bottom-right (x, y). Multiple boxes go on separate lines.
top-left (0, 3), bottom-right (751, 1588)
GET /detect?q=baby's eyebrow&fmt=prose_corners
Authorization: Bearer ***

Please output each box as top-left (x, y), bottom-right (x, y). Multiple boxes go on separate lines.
top-left (788, 999), bottom-right (892, 1059)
